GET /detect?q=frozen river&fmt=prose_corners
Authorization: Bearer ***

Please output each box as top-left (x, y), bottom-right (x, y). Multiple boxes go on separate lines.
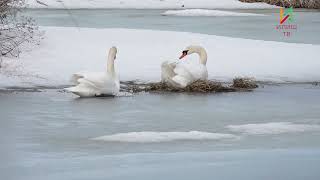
top-left (23, 9), bottom-right (320, 44)
top-left (1, 84), bottom-right (320, 180)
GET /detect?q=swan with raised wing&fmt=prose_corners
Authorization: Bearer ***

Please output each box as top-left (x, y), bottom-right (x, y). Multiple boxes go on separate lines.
top-left (65, 47), bottom-right (120, 97)
top-left (161, 45), bottom-right (208, 88)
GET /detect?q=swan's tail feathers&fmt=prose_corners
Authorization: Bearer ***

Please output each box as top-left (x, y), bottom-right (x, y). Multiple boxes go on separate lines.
top-left (65, 79), bottom-right (101, 97)
top-left (77, 78), bottom-right (100, 89)
top-left (70, 73), bottom-right (85, 85)
top-left (64, 87), bottom-right (76, 92)
top-left (161, 61), bottom-right (177, 82)
top-left (64, 86), bottom-right (84, 96)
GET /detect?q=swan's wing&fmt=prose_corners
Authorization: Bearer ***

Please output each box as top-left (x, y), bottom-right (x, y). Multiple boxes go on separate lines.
top-left (161, 61), bottom-right (177, 81)
top-left (183, 63), bottom-right (208, 80)
top-left (173, 63), bottom-right (195, 80)
top-left (161, 61), bottom-right (186, 87)
top-left (171, 75), bottom-right (190, 88)
top-left (66, 71), bottom-right (120, 97)
top-left (161, 61), bottom-right (196, 88)
top-left (160, 60), bottom-right (208, 88)
top-left (70, 73), bottom-right (84, 85)
top-left (100, 75), bottom-right (120, 95)
top-left (172, 63), bottom-right (208, 88)
top-left (65, 78), bottom-right (101, 97)
top-left (70, 72), bottom-right (105, 85)
top-left (171, 63), bottom-right (195, 87)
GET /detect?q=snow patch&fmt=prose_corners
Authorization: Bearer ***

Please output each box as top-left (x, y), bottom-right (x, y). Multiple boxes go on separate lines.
top-left (92, 131), bottom-right (239, 143)
top-left (1, 27), bottom-right (320, 88)
top-left (227, 122), bottom-right (320, 135)
top-left (162, 9), bottom-right (266, 17)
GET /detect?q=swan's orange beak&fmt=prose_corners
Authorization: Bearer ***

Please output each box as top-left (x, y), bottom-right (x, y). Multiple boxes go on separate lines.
top-left (179, 51), bottom-right (188, 59)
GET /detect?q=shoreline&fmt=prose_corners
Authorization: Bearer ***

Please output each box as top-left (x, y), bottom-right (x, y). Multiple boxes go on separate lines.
top-left (21, 8), bottom-right (320, 12)
top-left (1, 81), bottom-right (319, 93)
top-left (24, 0), bottom-right (320, 9)
top-left (24, 0), bottom-right (277, 9)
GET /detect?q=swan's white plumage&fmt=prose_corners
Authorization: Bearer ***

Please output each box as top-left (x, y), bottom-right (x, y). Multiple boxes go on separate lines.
top-left (65, 47), bottom-right (120, 97)
top-left (161, 46), bottom-right (208, 88)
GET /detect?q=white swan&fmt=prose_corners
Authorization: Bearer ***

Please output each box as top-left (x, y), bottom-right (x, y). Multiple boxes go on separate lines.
top-left (161, 45), bottom-right (208, 88)
top-left (65, 47), bottom-right (120, 97)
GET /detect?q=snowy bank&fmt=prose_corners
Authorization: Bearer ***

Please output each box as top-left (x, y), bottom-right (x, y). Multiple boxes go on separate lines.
top-left (92, 131), bottom-right (238, 143)
top-left (227, 122), bottom-right (320, 135)
top-left (25, 0), bottom-right (277, 9)
top-left (162, 9), bottom-right (266, 16)
top-left (1, 27), bottom-right (320, 88)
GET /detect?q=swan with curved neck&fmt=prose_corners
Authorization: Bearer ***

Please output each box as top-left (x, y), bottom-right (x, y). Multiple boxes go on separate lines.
top-left (161, 45), bottom-right (208, 88)
top-left (65, 47), bottom-right (120, 97)
top-left (179, 45), bottom-right (207, 65)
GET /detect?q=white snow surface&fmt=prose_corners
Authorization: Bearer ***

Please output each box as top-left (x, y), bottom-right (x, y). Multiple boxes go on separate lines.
top-left (92, 131), bottom-right (238, 143)
top-left (162, 9), bottom-right (266, 16)
top-left (1, 27), bottom-right (320, 88)
top-left (227, 122), bottom-right (320, 135)
top-left (26, 0), bottom-right (277, 9)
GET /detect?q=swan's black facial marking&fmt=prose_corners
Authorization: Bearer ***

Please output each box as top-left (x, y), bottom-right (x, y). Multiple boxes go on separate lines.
top-left (179, 50), bottom-right (189, 59)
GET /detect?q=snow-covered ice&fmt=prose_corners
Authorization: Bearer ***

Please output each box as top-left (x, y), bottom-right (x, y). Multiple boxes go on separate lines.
top-left (1, 27), bottom-right (320, 88)
top-left (227, 122), bottom-right (320, 135)
top-left (92, 131), bottom-right (239, 143)
top-left (162, 9), bottom-right (266, 16)
top-left (25, 0), bottom-right (277, 9)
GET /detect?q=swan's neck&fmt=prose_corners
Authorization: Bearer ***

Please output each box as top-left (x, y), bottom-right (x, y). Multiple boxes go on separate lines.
top-left (106, 55), bottom-right (115, 77)
top-left (195, 47), bottom-right (207, 65)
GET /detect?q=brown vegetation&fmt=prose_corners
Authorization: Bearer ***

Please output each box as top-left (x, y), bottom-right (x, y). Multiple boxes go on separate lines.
top-left (232, 77), bottom-right (259, 89)
top-left (239, 0), bottom-right (320, 8)
top-left (121, 78), bottom-right (258, 93)
top-left (0, 0), bottom-right (40, 66)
